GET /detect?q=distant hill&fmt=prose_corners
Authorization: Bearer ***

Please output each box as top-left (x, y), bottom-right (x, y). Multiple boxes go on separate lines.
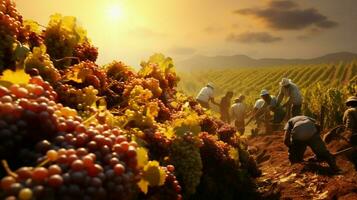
top-left (176, 52), bottom-right (357, 70)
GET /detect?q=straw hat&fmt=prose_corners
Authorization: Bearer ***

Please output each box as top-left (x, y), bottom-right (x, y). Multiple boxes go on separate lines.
top-left (280, 78), bottom-right (292, 86)
top-left (346, 96), bottom-right (357, 105)
top-left (207, 83), bottom-right (214, 89)
top-left (260, 89), bottom-right (269, 96)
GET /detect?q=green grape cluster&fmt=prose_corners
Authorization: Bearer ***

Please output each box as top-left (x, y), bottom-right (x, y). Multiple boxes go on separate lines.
top-left (123, 77), bottom-right (162, 99)
top-left (169, 133), bottom-right (203, 197)
top-left (24, 46), bottom-right (61, 83)
top-left (55, 84), bottom-right (98, 110)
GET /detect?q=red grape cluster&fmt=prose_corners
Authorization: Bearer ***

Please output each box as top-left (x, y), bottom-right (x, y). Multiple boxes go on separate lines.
top-left (217, 124), bottom-right (237, 143)
top-left (195, 132), bottom-right (257, 199)
top-left (200, 117), bottom-right (219, 134)
top-left (199, 132), bottom-right (235, 166)
top-left (72, 42), bottom-right (98, 65)
top-left (105, 61), bottom-right (137, 82)
top-left (1, 146), bottom-right (139, 200)
top-left (141, 128), bottom-right (171, 161)
top-left (0, 76), bottom-right (62, 166)
top-left (0, 80), bottom-right (142, 199)
top-left (62, 61), bottom-right (108, 93)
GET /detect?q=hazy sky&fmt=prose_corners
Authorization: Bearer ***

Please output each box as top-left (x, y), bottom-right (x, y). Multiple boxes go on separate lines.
top-left (16, 0), bottom-right (357, 67)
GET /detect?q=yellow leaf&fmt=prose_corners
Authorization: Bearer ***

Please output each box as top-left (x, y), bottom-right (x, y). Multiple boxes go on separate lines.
top-left (0, 69), bottom-right (30, 85)
top-left (137, 147), bottom-right (149, 168)
top-left (142, 161), bottom-right (166, 186)
top-left (229, 148), bottom-right (239, 162)
top-left (23, 20), bottom-right (41, 34)
top-left (137, 179), bottom-right (149, 194)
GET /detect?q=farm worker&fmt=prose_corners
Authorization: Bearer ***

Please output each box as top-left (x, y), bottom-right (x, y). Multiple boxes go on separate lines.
top-left (196, 83), bottom-right (219, 109)
top-left (343, 96), bottom-right (357, 167)
top-left (219, 91), bottom-right (234, 123)
top-left (277, 78), bottom-right (302, 118)
top-left (284, 116), bottom-right (340, 173)
top-left (258, 89), bottom-right (285, 124)
top-left (251, 98), bottom-right (266, 135)
top-left (231, 95), bottom-right (247, 135)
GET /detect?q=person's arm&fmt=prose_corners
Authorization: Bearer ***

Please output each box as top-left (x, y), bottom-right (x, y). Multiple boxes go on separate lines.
top-left (277, 87), bottom-right (284, 105)
top-left (255, 103), bottom-right (268, 118)
top-left (210, 97), bottom-right (219, 106)
top-left (284, 121), bottom-right (293, 147)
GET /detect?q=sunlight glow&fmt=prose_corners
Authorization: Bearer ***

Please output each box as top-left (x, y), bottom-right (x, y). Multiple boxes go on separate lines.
top-left (107, 4), bottom-right (124, 21)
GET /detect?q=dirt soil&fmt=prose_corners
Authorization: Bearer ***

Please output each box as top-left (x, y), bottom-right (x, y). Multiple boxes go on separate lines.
top-left (246, 132), bottom-right (357, 200)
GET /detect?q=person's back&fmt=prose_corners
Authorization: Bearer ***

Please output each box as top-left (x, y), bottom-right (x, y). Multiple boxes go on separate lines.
top-left (284, 115), bottom-right (340, 172)
top-left (231, 102), bottom-right (246, 121)
top-left (343, 107), bottom-right (357, 133)
top-left (280, 83), bottom-right (302, 106)
top-left (196, 86), bottom-right (213, 102)
top-left (196, 85), bottom-right (215, 108)
top-left (278, 78), bottom-right (302, 117)
top-left (220, 93), bottom-right (233, 122)
top-left (231, 96), bottom-right (247, 135)
top-left (286, 116), bottom-right (317, 141)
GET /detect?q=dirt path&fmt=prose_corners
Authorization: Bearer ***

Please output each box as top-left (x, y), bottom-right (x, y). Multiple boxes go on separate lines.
top-left (246, 132), bottom-right (357, 200)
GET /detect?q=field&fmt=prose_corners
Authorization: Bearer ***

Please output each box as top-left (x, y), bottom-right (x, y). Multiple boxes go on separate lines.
top-left (179, 62), bottom-right (357, 129)
top-left (179, 62), bottom-right (357, 99)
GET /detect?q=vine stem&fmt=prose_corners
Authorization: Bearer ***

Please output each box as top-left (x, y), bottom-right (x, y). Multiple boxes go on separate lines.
top-left (1, 160), bottom-right (18, 178)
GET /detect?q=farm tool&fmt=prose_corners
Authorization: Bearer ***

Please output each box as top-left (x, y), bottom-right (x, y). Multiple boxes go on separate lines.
top-left (323, 125), bottom-right (357, 156)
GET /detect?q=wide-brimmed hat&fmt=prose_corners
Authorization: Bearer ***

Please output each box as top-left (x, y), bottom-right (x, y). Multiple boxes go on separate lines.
top-left (207, 83), bottom-right (214, 89)
top-left (346, 96), bottom-right (357, 105)
top-left (260, 89), bottom-right (269, 96)
top-left (280, 78), bottom-right (292, 86)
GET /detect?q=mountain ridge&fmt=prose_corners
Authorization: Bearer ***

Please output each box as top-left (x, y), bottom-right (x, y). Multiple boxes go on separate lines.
top-left (176, 52), bottom-right (357, 70)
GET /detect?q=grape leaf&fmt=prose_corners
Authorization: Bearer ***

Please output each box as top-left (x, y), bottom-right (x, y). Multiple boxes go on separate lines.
top-left (23, 20), bottom-right (42, 34)
top-left (137, 179), bottom-right (149, 194)
top-left (137, 147), bottom-right (149, 168)
top-left (229, 148), bottom-right (239, 162)
top-left (142, 161), bottom-right (166, 186)
top-left (0, 69), bottom-right (30, 86)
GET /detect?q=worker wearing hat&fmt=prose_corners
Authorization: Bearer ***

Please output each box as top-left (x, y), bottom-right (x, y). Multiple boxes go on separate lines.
top-left (277, 78), bottom-right (302, 118)
top-left (231, 94), bottom-right (247, 135)
top-left (343, 96), bottom-right (357, 167)
top-left (258, 89), bottom-right (286, 124)
top-left (196, 83), bottom-right (219, 109)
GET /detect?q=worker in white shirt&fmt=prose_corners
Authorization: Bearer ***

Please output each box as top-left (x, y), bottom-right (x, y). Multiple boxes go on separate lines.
top-left (251, 98), bottom-right (266, 135)
top-left (196, 83), bottom-right (219, 109)
top-left (231, 95), bottom-right (247, 135)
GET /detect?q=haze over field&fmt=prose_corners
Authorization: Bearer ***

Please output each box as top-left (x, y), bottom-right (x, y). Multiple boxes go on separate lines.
top-left (16, 0), bottom-right (357, 67)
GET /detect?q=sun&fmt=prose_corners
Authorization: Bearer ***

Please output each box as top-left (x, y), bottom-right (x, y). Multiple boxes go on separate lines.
top-left (107, 4), bottom-right (124, 21)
